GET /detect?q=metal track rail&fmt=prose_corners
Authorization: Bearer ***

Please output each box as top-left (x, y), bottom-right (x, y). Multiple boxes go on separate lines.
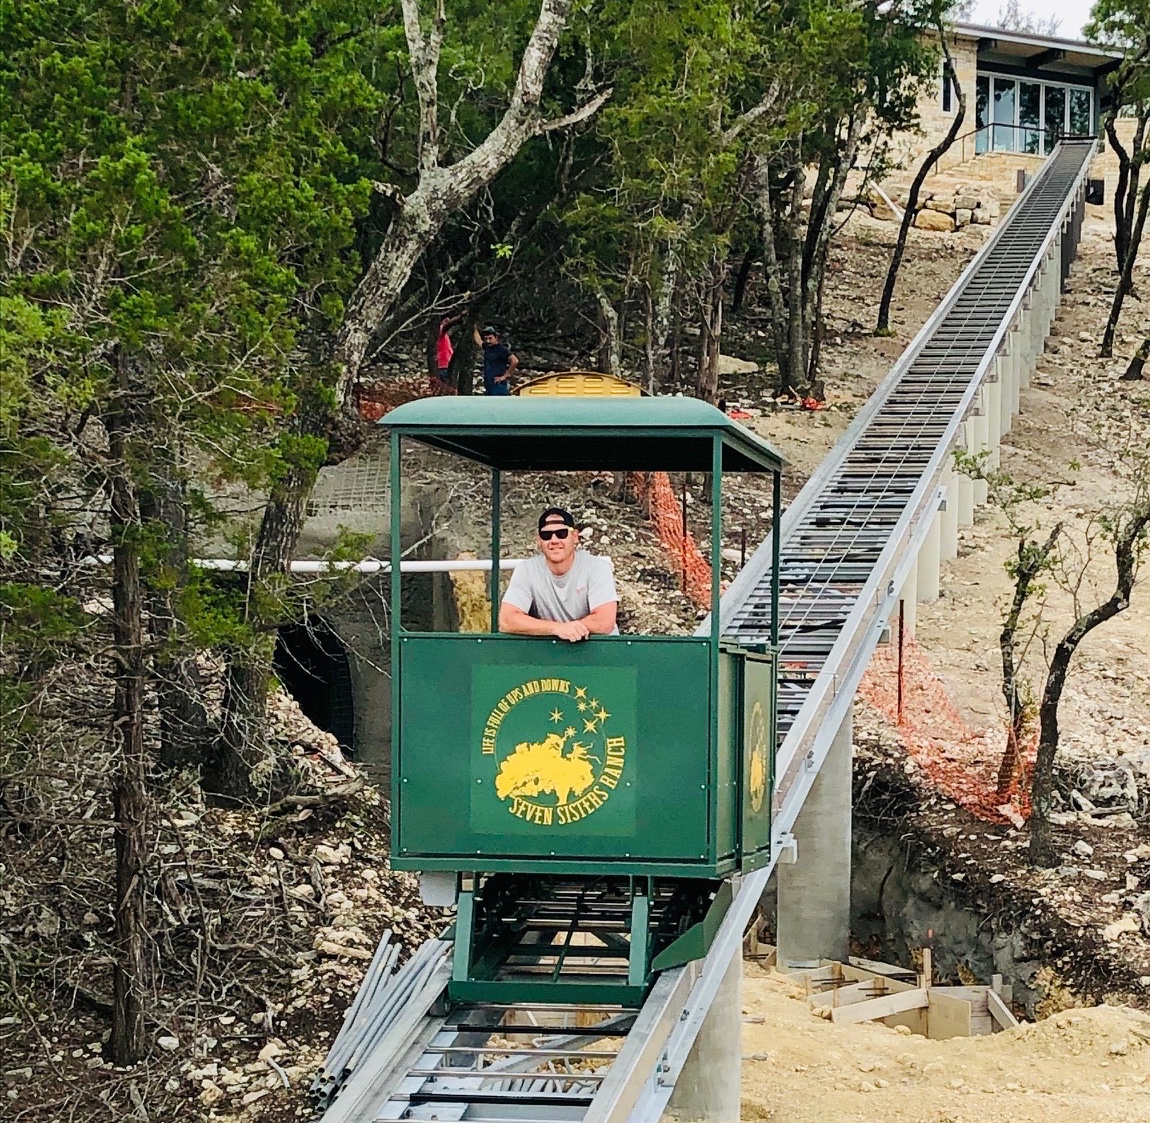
top-left (321, 141), bottom-right (1095, 1123)
top-left (719, 139), bottom-right (1094, 847)
top-left (618, 138), bottom-right (1096, 1122)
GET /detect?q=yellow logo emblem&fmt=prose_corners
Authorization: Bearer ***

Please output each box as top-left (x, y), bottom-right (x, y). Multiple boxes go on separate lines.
top-left (481, 679), bottom-right (625, 827)
top-left (748, 700), bottom-right (767, 813)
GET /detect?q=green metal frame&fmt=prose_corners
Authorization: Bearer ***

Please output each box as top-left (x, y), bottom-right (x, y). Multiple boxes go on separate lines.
top-left (385, 399), bottom-right (785, 1003)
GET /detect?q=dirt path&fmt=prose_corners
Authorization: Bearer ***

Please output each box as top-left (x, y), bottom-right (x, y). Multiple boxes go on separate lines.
top-left (741, 966), bottom-right (1150, 1123)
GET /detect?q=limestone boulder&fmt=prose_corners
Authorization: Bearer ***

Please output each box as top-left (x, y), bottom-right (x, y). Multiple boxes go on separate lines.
top-left (914, 208), bottom-right (955, 232)
top-left (971, 209), bottom-right (993, 225)
top-left (717, 354), bottom-right (758, 376)
top-left (868, 192), bottom-right (900, 222)
top-left (925, 197), bottom-right (956, 214)
top-left (954, 208), bottom-right (973, 228)
top-left (955, 195), bottom-right (980, 211)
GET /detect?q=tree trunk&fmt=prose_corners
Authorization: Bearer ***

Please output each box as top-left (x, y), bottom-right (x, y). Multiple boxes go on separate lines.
top-left (1122, 335), bottom-right (1149, 381)
top-left (208, 454), bottom-right (307, 801)
top-left (451, 317), bottom-right (480, 395)
top-left (877, 29), bottom-right (966, 333)
top-left (753, 158), bottom-right (792, 395)
top-left (105, 380), bottom-right (149, 1065)
top-left (731, 243), bottom-right (759, 314)
top-left (205, 653), bottom-right (270, 803)
top-left (694, 258), bottom-right (724, 403)
top-left (1101, 177), bottom-right (1150, 358)
top-left (1105, 109), bottom-right (1148, 287)
top-left (642, 282), bottom-right (657, 393)
top-left (596, 289), bottom-right (622, 376)
top-left (1029, 502), bottom-right (1150, 866)
top-left (138, 453), bottom-right (212, 770)
top-left (995, 526), bottom-right (1061, 798)
top-left (653, 213), bottom-right (690, 386)
top-left (218, 1), bottom-right (595, 776)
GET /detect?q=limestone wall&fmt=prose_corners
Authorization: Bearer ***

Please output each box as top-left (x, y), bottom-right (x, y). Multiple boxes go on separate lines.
top-left (888, 36), bottom-right (981, 173)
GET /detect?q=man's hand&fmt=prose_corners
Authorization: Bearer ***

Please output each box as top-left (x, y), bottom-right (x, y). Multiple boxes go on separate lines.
top-left (552, 619), bottom-right (591, 642)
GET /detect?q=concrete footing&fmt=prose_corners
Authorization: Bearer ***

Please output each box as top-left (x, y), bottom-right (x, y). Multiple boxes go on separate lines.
top-left (776, 707), bottom-right (853, 969)
top-left (663, 951), bottom-right (743, 1123)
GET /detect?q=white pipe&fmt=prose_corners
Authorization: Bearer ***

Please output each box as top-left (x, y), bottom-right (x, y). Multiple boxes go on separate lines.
top-left (872, 183), bottom-right (904, 220)
top-left (81, 554), bottom-right (523, 574)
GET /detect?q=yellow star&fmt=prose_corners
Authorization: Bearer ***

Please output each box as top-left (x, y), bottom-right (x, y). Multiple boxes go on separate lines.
top-left (550, 708), bottom-right (563, 723)
top-left (583, 718), bottom-right (598, 734)
top-left (564, 726), bottom-right (577, 738)
top-left (588, 698), bottom-right (599, 709)
top-left (595, 708), bottom-right (610, 722)
top-left (577, 701), bottom-right (587, 711)
top-left (575, 686), bottom-right (587, 699)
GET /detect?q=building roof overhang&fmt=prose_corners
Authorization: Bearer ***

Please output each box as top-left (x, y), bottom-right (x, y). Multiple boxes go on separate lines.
top-left (954, 21), bottom-right (1124, 77)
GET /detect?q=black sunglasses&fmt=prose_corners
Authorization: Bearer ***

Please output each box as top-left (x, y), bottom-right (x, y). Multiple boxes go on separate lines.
top-left (539, 527), bottom-right (571, 541)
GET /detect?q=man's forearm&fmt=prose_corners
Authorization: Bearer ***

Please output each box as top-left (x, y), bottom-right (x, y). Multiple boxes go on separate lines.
top-left (499, 605), bottom-right (560, 635)
top-left (582, 603), bottom-right (617, 634)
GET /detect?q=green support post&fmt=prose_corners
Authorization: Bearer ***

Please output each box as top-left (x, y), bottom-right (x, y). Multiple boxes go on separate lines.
top-left (627, 880), bottom-right (651, 989)
top-left (452, 876), bottom-right (477, 984)
top-left (489, 469), bottom-right (501, 633)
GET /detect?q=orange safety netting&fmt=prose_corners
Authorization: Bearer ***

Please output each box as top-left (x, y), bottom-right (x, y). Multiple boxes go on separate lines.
top-left (626, 472), bottom-right (713, 609)
top-left (857, 630), bottom-right (1034, 825)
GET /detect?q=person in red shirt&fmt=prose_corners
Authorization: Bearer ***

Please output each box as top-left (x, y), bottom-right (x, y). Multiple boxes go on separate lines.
top-left (434, 314), bottom-right (464, 392)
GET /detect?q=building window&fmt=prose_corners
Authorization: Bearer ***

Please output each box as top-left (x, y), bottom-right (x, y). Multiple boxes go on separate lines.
top-left (976, 75), bottom-right (989, 153)
top-left (941, 65), bottom-right (954, 113)
top-left (974, 73), bottom-right (1093, 154)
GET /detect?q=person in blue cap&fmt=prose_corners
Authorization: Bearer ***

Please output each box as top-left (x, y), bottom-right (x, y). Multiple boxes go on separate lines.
top-left (473, 324), bottom-right (518, 395)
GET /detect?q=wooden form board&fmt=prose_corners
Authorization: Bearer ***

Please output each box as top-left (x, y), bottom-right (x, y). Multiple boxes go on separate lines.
top-left (793, 957), bottom-right (1013, 1039)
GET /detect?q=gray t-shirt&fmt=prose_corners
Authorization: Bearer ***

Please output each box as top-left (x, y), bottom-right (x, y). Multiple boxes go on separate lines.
top-left (502, 551), bottom-right (619, 633)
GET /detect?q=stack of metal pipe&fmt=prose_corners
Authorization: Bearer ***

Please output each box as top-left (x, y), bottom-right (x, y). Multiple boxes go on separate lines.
top-left (310, 933), bottom-right (451, 1111)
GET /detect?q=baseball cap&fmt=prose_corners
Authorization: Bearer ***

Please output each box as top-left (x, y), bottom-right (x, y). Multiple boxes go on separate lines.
top-left (538, 507), bottom-right (576, 531)
top-left (481, 324), bottom-right (499, 336)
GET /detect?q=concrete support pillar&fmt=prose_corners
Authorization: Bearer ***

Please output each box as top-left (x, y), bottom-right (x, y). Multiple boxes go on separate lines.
top-left (776, 707), bottom-right (853, 969)
top-left (971, 402), bottom-right (989, 507)
top-left (941, 480), bottom-right (959, 561)
top-left (1010, 334), bottom-right (1022, 419)
top-left (984, 376), bottom-right (1001, 469)
top-left (957, 424), bottom-right (976, 527)
top-left (917, 511), bottom-right (941, 603)
top-left (665, 950), bottom-right (742, 1123)
top-left (995, 350), bottom-right (1013, 437)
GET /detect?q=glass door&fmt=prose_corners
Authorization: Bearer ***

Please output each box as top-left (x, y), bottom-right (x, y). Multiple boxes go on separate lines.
top-left (1019, 83), bottom-right (1041, 154)
top-left (976, 75), bottom-right (989, 153)
top-left (992, 77), bottom-right (1017, 152)
top-left (1043, 86), bottom-right (1066, 154)
top-left (1069, 88), bottom-right (1092, 136)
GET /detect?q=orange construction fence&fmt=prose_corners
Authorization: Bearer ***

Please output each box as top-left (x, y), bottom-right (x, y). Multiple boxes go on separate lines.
top-left (627, 472), bottom-right (713, 609)
top-left (857, 629), bottom-right (1033, 825)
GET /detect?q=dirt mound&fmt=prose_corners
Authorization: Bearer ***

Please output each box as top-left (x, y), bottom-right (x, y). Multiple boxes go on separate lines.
top-left (741, 967), bottom-right (1150, 1122)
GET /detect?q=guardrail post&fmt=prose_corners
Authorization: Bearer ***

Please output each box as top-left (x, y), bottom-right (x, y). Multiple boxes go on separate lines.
top-left (663, 952), bottom-right (742, 1122)
top-left (776, 705), bottom-right (853, 970)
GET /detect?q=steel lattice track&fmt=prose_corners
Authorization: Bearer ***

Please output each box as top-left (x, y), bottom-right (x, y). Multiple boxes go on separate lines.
top-left (719, 140), bottom-right (1094, 757)
top-left (321, 142), bottom-right (1095, 1123)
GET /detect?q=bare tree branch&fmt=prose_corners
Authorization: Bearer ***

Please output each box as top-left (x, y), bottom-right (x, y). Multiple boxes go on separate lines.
top-left (538, 87), bottom-right (614, 133)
